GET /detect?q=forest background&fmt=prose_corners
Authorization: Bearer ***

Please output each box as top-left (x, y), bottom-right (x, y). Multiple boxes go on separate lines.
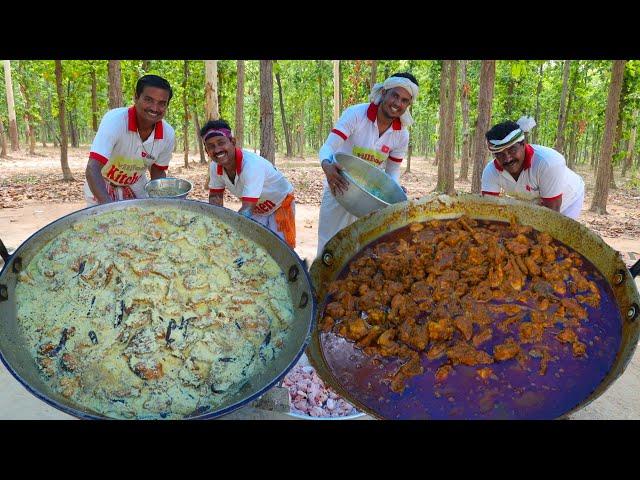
top-left (1, 59), bottom-right (639, 258)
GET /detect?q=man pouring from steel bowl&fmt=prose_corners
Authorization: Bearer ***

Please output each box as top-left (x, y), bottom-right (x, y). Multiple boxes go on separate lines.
top-left (316, 72), bottom-right (419, 256)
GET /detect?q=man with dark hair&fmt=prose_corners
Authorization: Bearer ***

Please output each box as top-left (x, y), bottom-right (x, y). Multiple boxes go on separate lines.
top-left (84, 74), bottom-right (175, 204)
top-left (481, 116), bottom-right (585, 219)
top-left (201, 119), bottom-right (297, 249)
top-left (316, 72), bottom-right (419, 256)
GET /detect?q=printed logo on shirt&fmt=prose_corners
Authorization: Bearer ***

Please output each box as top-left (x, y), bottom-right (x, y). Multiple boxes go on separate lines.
top-left (101, 155), bottom-right (146, 186)
top-left (254, 199), bottom-right (277, 214)
top-left (352, 145), bottom-right (387, 165)
top-left (381, 145), bottom-right (390, 153)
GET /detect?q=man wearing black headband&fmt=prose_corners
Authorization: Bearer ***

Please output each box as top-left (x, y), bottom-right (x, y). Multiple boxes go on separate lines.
top-left (201, 119), bottom-right (297, 249)
top-left (481, 118), bottom-right (585, 220)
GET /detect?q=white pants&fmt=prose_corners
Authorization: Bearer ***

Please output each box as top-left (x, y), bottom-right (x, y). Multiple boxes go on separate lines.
top-left (252, 201), bottom-right (296, 245)
top-left (316, 181), bottom-right (358, 258)
top-left (560, 189), bottom-right (585, 220)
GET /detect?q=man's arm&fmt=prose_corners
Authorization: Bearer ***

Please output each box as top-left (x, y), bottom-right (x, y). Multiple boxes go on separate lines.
top-left (238, 200), bottom-right (256, 217)
top-left (85, 158), bottom-right (112, 204)
top-left (150, 164), bottom-right (168, 180)
top-left (209, 191), bottom-right (224, 207)
top-left (319, 110), bottom-right (357, 196)
top-left (540, 195), bottom-right (562, 212)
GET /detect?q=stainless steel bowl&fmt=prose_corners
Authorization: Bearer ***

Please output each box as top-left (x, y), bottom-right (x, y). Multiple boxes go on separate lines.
top-left (144, 177), bottom-right (193, 199)
top-left (333, 153), bottom-right (407, 218)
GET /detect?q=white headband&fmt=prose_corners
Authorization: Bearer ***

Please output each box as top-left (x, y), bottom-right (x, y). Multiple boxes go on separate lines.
top-left (369, 76), bottom-right (419, 127)
top-left (488, 129), bottom-right (525, 152)
top-left (487, 116), bottom-right (536, 152)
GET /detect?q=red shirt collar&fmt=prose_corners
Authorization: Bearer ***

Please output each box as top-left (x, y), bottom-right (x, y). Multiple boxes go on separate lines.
top-left (366, 102), bottom-right (402, 131)
top-left (523, 143), bottom-right (534, 170)
top-left (235, 148), bottom-right (243, 175)
top-left (493, 143), bottom-right (534, 172)
top-left (216, 148), bottom-right (243, 176)
top-left (127, 106), bottom-right (164, 139)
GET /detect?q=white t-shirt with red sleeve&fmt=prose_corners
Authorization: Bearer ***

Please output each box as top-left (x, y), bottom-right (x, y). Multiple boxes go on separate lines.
top-left (208, 148), bottom-right (294, 217)
top-left (83, 106), bottom-right (175, 201)
top-left (318, 102), bottom-right (409, 183)
top-left (481, 143), bottom-right (585, 214)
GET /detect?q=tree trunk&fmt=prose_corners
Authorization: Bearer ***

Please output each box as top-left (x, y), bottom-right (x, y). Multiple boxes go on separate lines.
top-left (566, 122), bottom-right (577, 170)
top-left (69, 111), bottom-right (79, 148)
top-left (235, 60), bottom-right (245, 148)
top-left (193, 109), bottom-right (206, 164)
top-left (532, 62), bottom-right (544, 144)
top-left (554, 60), bottom-right (571, 154)
top-left (564, 67), bottom-right (578, 166)
top-left (590, 60), bottom-right (626, 214)
top-left (274, 65), bottom-right (292, 157)
top-left (3, 60), bottom-right (20, 150)
top-left (333, 60), bottom-right (341, 124)
top-left (471, 61), bottom-right (496, 194)
top-left (182, 60), bottom-right (190, 168)
top-left (434, 60), bottom-right (448, 166)
top-left (204, 60), bottom-right (219, 121)
top-left (317, 60), bottom-right (325, 140)
top-left (54, 61), bottom-right (73, 181)
top-left (505, 73), bottom-right (515, 118)
top-left (0, 120), bottom-right (7, 157)
top-left (107, 60), bottom-right (123, 109)
top-left (436, 60), bottom-right (457, 195)
top-left (90, 67), bottom-right (98, 132)
top-left (141, 60), bottom-right (151, 73)
top-left (17, 69), bottom-right (36, 155)
top-left (622, 108), bottom-right (638, 176)
top-left (259, 60), bottom-right (275, 164)
top-left (406, 139), bottom-right (413, 173)
top-left (591, 126), bottom-right (600, 170)
top-left (369, 60), bottom-right (377, 89)
top-left (458, 60), bottom-right (471, 181)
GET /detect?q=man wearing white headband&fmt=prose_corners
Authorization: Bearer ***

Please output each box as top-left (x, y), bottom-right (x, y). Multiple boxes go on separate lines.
top-left (201, 119), bottom-right (297, 249)
top-left (481, 117), bottom-right (585, 220)
top-left (316, 72), bottom-right (419, 256)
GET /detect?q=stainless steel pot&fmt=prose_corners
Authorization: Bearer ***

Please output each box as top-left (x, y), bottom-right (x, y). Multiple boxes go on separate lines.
top-left (332, 153), bottom-right (407, 218)
top-left (307, 193), bottom-right (640, 419)
top-left (144, 177), bottom-right (193, 199)
top-left (0, 199), bottom-right (316, 420)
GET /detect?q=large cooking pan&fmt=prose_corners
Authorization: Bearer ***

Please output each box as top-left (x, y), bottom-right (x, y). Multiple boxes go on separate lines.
top-left (308, 193), bottom-right (640, 419)
top-left (0, 199), bottom-right (316, 420)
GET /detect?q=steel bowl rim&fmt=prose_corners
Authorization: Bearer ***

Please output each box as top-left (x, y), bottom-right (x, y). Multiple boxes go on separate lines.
top-left (144, 177), bottom-right (193, 198)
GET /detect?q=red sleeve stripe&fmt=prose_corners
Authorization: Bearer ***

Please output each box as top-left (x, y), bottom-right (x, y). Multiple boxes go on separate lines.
top-left (482, 191), bottom-right (500, 196)
top-left (331, 128), bottom-right (348, 140)
top-left (388, 156), bottom-right (403, 163)
top-left (209, 188), bottom-right (225, 193)
top-left (542, 193), bottom-right (563, 201)
top-left (241, 197), bottom-right (259, 203)
top-left (153, 164), bottom-right (169, 170)
top-left (89, 151), bottom-right (109, 165)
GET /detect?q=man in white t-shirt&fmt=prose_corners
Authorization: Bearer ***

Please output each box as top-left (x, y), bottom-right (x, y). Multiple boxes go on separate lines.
top-left (201, 119), bottom-right (297, 249)
top-left (316, 72), bottom-right (419, 256)
top-left (481, 118), bottom-right (585, 220)
top-left (84, 75), bottom-right (176, 205)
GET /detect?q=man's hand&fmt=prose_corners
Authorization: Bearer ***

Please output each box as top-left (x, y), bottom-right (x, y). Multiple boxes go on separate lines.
top-left (321, 159), bottom-right (349, 196)
top-left (540, 196), bottom-right (562, 212)
top-left (86, 158), bottom-right (112, 204)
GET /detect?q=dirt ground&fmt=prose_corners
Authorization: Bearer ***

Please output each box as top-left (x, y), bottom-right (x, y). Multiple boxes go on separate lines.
top-left (1, 146), bottom-right (639, 419)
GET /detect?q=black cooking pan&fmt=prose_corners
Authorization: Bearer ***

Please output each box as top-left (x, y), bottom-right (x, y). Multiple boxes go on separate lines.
top-left (0, 199), bottom-right (316, 419)
top-left (308, 193), bottom-right (640, 419)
